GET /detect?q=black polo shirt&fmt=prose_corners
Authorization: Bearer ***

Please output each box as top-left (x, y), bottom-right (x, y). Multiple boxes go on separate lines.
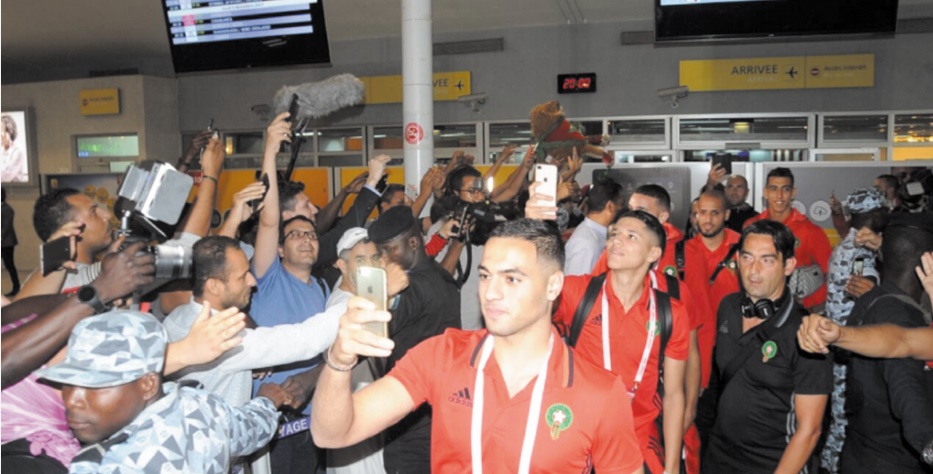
top-left (705, 291), bottom-right (832, 473)
top-left (726, 204), bottom-right (759, 233)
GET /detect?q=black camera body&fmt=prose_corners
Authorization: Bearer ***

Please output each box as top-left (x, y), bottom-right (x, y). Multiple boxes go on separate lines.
top-left (443, 195), bottom-right (513, 246)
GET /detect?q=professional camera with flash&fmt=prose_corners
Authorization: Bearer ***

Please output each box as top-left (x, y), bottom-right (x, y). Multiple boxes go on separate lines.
top-left (114, 160), bottom-right (195, 279)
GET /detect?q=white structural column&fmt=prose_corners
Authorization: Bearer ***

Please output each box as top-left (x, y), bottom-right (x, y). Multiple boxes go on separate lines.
top-left (401, 0), bottom-right (434, 197)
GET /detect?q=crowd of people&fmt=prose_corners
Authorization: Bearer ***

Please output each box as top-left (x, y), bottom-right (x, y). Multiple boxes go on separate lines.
top-left (1, 109), bottom-right (932, 474)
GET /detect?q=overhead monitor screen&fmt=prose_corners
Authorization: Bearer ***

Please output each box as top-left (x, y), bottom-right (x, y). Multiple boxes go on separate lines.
top-left (655, 0), bottom-right (898, 42)
top-left (162, 0), bottom-right (330, 73)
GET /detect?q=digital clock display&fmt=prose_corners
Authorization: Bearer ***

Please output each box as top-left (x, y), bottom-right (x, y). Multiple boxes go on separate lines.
top-left (557, 73), bottom-right (597, 94)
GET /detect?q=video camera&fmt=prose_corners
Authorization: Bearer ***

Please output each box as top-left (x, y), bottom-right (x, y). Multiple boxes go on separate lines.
top-left (443, 178), bottom-right (513, 246)
top-left (114, 161), bottom-right (195, 279)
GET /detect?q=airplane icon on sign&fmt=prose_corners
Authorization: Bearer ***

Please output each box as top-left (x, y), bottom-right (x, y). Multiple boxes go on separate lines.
top-left (455, 80), bottom-right (464, 91)
top-left (786, 67), bottom-right (798, 79)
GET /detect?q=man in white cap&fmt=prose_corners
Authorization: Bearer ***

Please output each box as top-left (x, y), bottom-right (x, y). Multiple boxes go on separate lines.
top-left (36, 310), bottom-right (292, 474)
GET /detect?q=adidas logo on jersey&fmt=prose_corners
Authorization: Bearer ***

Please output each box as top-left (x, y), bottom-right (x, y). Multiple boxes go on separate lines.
top-left (448, 387), bottom-right (473, 407)
top-left (589, 314), bottom-right (603, 326)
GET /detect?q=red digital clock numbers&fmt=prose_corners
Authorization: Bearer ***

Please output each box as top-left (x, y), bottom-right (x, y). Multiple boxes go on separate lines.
top-left (557, 73), bottom-right (597, 94)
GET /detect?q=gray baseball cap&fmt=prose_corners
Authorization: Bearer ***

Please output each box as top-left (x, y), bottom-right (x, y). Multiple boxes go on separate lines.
top-left (36, 310), bottom-right (167, 388)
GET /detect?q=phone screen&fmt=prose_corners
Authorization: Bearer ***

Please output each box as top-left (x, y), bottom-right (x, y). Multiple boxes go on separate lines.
top-left (357, 267), bottom-right (389, 341)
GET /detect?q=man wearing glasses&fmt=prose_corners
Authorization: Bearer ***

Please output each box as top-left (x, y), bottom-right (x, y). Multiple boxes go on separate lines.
top-left (245, 112), bottom-right (336, 473)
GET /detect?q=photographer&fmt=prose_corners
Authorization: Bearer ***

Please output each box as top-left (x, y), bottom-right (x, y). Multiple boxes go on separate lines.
top-left (434, 164), bottom-right (517, 330)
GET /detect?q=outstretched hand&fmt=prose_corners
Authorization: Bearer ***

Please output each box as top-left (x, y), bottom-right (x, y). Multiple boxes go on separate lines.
top-left (797, 314), bottom-right (842, 354)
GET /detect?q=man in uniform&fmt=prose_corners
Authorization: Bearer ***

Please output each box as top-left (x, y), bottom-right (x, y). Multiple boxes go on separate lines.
top-left (311, 219), bottom-right (644, 472)
top-left (820, 187), bottom-right (888, 473)
top-left (703, 220), bottom-right (831, 473)
top-left (556, 211), bottom-right (690, 474)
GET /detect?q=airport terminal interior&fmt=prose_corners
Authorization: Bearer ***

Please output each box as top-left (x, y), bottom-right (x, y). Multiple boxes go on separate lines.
top-left (2, 1), bottom-right (933, 473)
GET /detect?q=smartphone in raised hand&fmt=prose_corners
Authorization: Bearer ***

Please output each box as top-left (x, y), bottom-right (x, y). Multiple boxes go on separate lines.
top-left (534, 163), bottom-right (558, 207)
top-left (357, 266), bottom-right (389, 340)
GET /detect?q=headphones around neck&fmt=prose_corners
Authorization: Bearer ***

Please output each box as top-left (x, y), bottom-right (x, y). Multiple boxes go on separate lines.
top-left (740, 295), bottom-right (778, 320)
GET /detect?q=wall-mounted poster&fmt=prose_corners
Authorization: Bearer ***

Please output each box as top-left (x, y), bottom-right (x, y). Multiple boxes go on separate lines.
top-left (1, 110), bottom-right (32, 184)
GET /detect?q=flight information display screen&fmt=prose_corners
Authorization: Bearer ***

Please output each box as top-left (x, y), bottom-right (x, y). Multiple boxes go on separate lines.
top-left (162, 0), bottom-right (330, 73)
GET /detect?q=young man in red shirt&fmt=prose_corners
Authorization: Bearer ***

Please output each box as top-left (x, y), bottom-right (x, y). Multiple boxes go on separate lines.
top-left (311, 219), bottom-right (644, 474)
top-left (744, 167), bottom-right (831, 311)
top-left (555, 210), bottom-right (690, 474)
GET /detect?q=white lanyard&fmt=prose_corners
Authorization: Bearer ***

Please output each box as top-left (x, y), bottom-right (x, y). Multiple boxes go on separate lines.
top-left (471, 333), bottom-right (554, 474)
top-left (601, 279), bottom-right (657, 396)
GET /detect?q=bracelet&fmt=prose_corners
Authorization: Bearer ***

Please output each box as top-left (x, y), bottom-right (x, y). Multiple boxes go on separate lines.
top-left (324, 345), bottom-right (358, 372)
top-left (202, 175), bottom-right (218, 184)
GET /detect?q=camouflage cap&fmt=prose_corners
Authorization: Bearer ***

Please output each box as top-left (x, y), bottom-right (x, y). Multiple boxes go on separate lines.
top-left (845, 187), bottom-right (887, 214)
top-left (35, 310), bottom-right (166, 388)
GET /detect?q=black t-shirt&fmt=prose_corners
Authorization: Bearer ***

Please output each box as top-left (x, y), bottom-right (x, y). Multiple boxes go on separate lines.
top-left (706, 292), bottom-right (832, 473)
top-left (383, 256), bottom-right (461, 474)
top-left (842, 283), bottom-right (933, 473)
top-left (726, 205), bottom-right (759, 233)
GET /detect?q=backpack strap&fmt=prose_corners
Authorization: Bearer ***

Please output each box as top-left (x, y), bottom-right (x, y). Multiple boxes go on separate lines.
top-left (663, 272), bottom-right (681, 301)
top-left (567, 273), bottom-right (607, 348)
top-left (708, 242), bottom-right (741, 286)
top-left (655, 289), bottom-right (674, 366)
top-left (675, 239), bottom-right (686, 280)
top-left (867, 293), bottom-right (932, 325)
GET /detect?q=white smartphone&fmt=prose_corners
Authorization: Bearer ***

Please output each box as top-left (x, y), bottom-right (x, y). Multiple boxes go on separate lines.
top-left (356, 267), bottom-right (389, 340)
top-left (534, 163), bottom-right (558, 207)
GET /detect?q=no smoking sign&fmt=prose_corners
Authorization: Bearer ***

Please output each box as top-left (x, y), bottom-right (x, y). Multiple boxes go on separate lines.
top-left (405, 122), bottom-right (424, 145)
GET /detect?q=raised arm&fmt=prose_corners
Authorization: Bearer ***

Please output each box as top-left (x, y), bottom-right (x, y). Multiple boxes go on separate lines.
top-left (316, 172), bottom-right (368, 234)
top-left (252, 112), bottom-right (292, 278)
top-left (1, 241), bottom-right (155, 388)
top-left (175, 133), bottom-right (224, 237)
top-left (311, 297), bottom-right (413, 448)
top-left (215, 182), bottom-right (266, 239)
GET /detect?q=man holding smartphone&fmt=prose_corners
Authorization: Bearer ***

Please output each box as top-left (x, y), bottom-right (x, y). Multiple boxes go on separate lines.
top-left (366, 205), bottom-right (461, 473)
top-left (311, 219), bottom-right (644, 473)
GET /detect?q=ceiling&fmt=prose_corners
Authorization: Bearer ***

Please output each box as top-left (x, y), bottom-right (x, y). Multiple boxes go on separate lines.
top-left (3, 0), bottom-right (933, 84)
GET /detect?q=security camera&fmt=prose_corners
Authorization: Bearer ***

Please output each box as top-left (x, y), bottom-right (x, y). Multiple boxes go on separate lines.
top-left (657, 86), bottom-right (689, 99)
top-left (458, 93), bottom-right (487, 112)
top-left (657, 86), bottom-right (689, 109)
top-left (458, 93), bottom-right (487, 103)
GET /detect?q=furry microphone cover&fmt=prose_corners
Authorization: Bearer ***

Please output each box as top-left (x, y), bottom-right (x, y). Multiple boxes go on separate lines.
top-left (272, 74), bottom-right (365, 120)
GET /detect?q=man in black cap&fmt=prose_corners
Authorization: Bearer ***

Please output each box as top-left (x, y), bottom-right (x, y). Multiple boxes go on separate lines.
top-left (367, 205), bottom-right (461, 474)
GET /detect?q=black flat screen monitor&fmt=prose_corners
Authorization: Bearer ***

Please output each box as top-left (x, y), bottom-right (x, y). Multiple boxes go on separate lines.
top-left (655, 0), bottom-right (899, 43)
top-left (162, 0), bottom-right (330, 73)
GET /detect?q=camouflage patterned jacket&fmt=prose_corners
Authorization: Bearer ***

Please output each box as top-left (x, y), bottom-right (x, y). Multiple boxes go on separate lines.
top-left (69, 382), bottom-right (278, 474)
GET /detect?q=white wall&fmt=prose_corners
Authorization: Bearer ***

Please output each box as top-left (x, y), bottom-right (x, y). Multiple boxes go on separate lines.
top-left (174, 24), bottom-right (933, 131)
top-left (1, 75), bottom-right (180, 272)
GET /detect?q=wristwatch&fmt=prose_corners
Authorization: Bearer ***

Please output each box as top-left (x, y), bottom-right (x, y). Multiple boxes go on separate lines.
top-left (76, 285), bottom-right (110, 314)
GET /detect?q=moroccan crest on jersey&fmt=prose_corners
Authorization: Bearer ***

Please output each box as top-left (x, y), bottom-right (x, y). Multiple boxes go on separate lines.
top-left (762, 341), bottom-right (778, 363)
top-left (545, 403), bottom-right (573, 440)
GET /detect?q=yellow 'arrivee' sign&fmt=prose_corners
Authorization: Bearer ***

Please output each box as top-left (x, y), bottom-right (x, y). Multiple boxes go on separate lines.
top-left (680, 54), bottom-right (873, 92)
top-left (362, 71), bottom-right (471, 104)
top-left (79, 88), bottom-right (121, 115)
